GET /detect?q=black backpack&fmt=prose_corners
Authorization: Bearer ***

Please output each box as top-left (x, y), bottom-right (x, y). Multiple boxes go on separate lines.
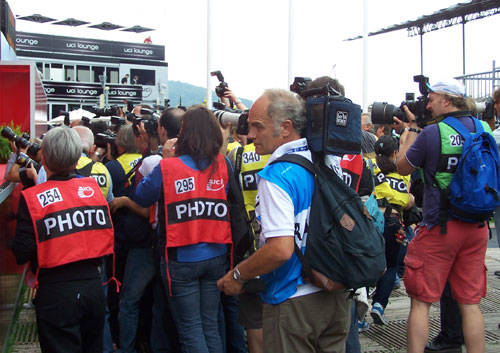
top-left (272, 154), bottom-right (386, 291)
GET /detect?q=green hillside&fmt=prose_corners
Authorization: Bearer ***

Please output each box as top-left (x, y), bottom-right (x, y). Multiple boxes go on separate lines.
top-left (168, 80), bottom-right (253, 109)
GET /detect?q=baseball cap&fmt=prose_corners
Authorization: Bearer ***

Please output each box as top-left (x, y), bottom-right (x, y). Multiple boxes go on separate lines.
top-left (374, 135), bottom-right (398, 157)
top-left (427, 79), bottom-right (465, 97)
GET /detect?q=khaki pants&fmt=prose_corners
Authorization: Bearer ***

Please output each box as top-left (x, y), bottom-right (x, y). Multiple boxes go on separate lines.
top-left (262, 290), bottom-right (351, 353)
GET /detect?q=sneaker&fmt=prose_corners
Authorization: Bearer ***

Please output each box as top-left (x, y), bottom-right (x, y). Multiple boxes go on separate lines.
top-left (358, 320), bottom-right (370, 333)
top-left (370, 302), bottom-right (387, 325)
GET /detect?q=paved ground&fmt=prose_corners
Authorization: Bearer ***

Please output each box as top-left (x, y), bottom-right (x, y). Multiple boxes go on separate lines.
top-left (3, 249), bottom-right (500, 353)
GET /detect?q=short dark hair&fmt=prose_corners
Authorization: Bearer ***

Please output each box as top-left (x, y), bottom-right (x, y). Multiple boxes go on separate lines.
top-left (175, 107), bottom-right (222, 171)
top-left (160, 108), bottom-right (184, 139)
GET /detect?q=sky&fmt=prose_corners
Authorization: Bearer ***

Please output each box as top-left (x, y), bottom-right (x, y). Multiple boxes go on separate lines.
top-left (8, 0), bottom-right (500, 110)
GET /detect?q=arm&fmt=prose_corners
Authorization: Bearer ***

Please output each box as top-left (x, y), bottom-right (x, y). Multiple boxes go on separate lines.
top-left (110, 196), bottom-right (149, 218)
top-left (11, 196), bottom-right (37, 265)
top-left (396, 106), bottom-right (418, 176)
top-left (217, 236), bottom-right (294, 295)
top-left (224, 88), bottom-right (247, 110)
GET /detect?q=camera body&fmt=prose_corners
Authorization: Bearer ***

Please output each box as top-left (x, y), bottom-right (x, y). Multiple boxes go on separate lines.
top-left (16, 152), bottom-right (40, 170)
top-left (95, 131), bottom-right (117, 149)
top-left (127, 108), bottom-right (159, 138)
top-left (2, 127), bottom-right (41, 158)
top-left (212, 102), bottom-right (249, 135)
top-left (290, 77), bottom-right (312, 96)
top-left (91, 105), bottom-right (121, 117)
top-left (211, 70), bottom-right (228, 98)
top-left (294, 79), bottom-right (362, 156)
top-left (371, 75), bottom-right (431, 128)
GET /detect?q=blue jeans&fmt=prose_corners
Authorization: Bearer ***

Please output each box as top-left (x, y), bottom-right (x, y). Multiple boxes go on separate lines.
top-left (219, 293), bottom-right (247, 353)
top-left (118, 248), bottom-right (156, 353)
top-left (161, 254), bottom-right (226, 353)
top-left (345, 300), bottom-right (361, 353)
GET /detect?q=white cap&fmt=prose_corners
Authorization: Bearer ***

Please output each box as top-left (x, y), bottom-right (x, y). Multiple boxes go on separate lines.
top-left (427, 79), bottom-right (465, 97)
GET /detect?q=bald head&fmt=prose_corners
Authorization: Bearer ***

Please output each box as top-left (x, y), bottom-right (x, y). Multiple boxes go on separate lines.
top-left (73, 125), bottom-right (94, 154)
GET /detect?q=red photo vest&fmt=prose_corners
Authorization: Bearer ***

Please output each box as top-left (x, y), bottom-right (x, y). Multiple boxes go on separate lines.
top-left (160, 154), bottom-right (232, 249)
top-left (22, 177), bottom-right (114, 269)
top-left (340, 154), bottom-right (363, 193)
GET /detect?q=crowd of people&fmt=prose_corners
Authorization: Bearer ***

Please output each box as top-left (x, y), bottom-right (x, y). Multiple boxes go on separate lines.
top-left (5, 76), bottom-right (500, 353)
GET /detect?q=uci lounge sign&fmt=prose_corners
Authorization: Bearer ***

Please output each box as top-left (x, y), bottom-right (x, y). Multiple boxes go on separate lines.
top-left (43, 82), bottom-right (143, 100)
top-left (15, 32), bottom-right (165, 61)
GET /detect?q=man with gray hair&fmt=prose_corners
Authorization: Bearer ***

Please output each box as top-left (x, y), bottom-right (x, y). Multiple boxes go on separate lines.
top-left (11, 127), bottom-right (114, 353)
top-left (218, 89), bottom-right (351, 352)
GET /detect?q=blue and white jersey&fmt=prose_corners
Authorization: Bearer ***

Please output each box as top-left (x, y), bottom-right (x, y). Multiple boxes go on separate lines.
top-left (256, 138), bottom-right (321, 304)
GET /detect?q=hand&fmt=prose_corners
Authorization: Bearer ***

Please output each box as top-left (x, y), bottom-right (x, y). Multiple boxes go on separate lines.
top-left (392, 117), bottom-right (406, 135)
top-left (162, 138), bottom-right (177, 158)
top-left (136, 122), bottom-right (150, 153)
top-left (109, 196), bottom-right (129, 213)
top-left (25, 163), bottom-right (38, 182)
top-left (9, 141), bottom-right (17, 154)
top-left (402, 105), bottom-right (418, 128)
top-left (217, 270), bottom-right (244, 296)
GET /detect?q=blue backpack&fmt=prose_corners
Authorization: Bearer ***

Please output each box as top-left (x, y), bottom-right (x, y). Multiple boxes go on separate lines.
top-left (441, 117), bottom-right (500, 228)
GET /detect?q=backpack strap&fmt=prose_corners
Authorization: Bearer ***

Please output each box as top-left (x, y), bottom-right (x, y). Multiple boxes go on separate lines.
top-left (442, 116), bottom-right (483, 139)
top-left (233, 146), bottom-right (244, 183)
top-left (75, 160), bottom-right (95, 177)
top-left (270, 153), bottom-right (318, 285)
top-left (270, 153), bottom-right (315, 175)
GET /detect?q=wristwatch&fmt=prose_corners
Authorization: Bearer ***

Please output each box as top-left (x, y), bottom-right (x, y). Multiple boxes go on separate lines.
top-left (232, 267), bottom-right (245, 284)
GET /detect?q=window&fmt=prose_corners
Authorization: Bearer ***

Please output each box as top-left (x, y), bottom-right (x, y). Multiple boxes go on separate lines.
top-left (130, 69), bottom-right (156, 86)
top-left (106, 67), bottom-right (119, 84)
top-left (68, 104), bottom-right (81, 111)
top-left (65, 65), bottom-right (75, 81)
top-left (92, 66), bottom-right (105, 83)
top-left (44, 63), bottom-right (50, 80)
top-left (51, 104), bottom-right (67, 120)
top-left (77, 65), bottom-right (90, 82)
top-left (50, 63), bottom-right (63, 81)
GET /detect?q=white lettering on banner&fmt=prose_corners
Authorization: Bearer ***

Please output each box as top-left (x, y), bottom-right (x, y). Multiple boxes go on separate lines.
top-left (447, 157), bottom-right (459, 171)
top-left (174, 200), bottom-right (227, 220)
top-left (44, 209), bottom-right (108, 236)
top-left (207, 178), bottom-right (224, 191)
top-left (342, 172), bottom-right (352, 186)
top-left (16, 38), bottom-right (39, 46)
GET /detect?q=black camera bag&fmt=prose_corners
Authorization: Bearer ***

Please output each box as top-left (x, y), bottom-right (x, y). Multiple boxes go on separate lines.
top-left (271, 154), bottom-right (386, 291)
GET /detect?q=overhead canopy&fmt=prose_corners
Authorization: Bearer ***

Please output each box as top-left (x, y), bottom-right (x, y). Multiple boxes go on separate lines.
top-left (345, 0), bottom-right (500, 41)
top-left (16, 14), bottom-right (155, 32)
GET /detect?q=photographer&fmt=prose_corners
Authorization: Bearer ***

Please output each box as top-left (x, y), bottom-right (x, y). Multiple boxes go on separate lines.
top-left (110, 107), bottom-right (184, 352)
top-left (4, 135), bottom-right (42, 188)
top-left (396, 79), bottom-right (490, 353)
top-left (11, 127), bottom-right (114, 353)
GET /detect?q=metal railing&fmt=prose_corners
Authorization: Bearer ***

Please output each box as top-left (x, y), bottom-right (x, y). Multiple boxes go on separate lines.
top-left (455, 60), bottom-right (499, 100)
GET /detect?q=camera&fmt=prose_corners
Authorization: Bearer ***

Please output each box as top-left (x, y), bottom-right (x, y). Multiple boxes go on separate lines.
top-left (95, 131), bottom-right (116, 149)
top-left (475, 97), bottom-right (496, 121)
top-left (290, 77), bottom-right (312, 96)
top-left (2, 127), bottom-right (30, 149)
top-left (127, 108), bottom-right (159, 138)
top-left (293, 78), bottom-right (362, 156)
top-left (110, 116), bottom-right (126, 126)
top-left (212, 102), bottom-right (249, 135)
top-left (210, 70), bottom-right (229, 98)
top-left (371, 75), bottom-right (432, 128)
top-left (1, 127), bottom-right (41, 158)
top-left (91, 105), bottom-right (121, 117)
top-left (16, 152), bottom-right (40, 170)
